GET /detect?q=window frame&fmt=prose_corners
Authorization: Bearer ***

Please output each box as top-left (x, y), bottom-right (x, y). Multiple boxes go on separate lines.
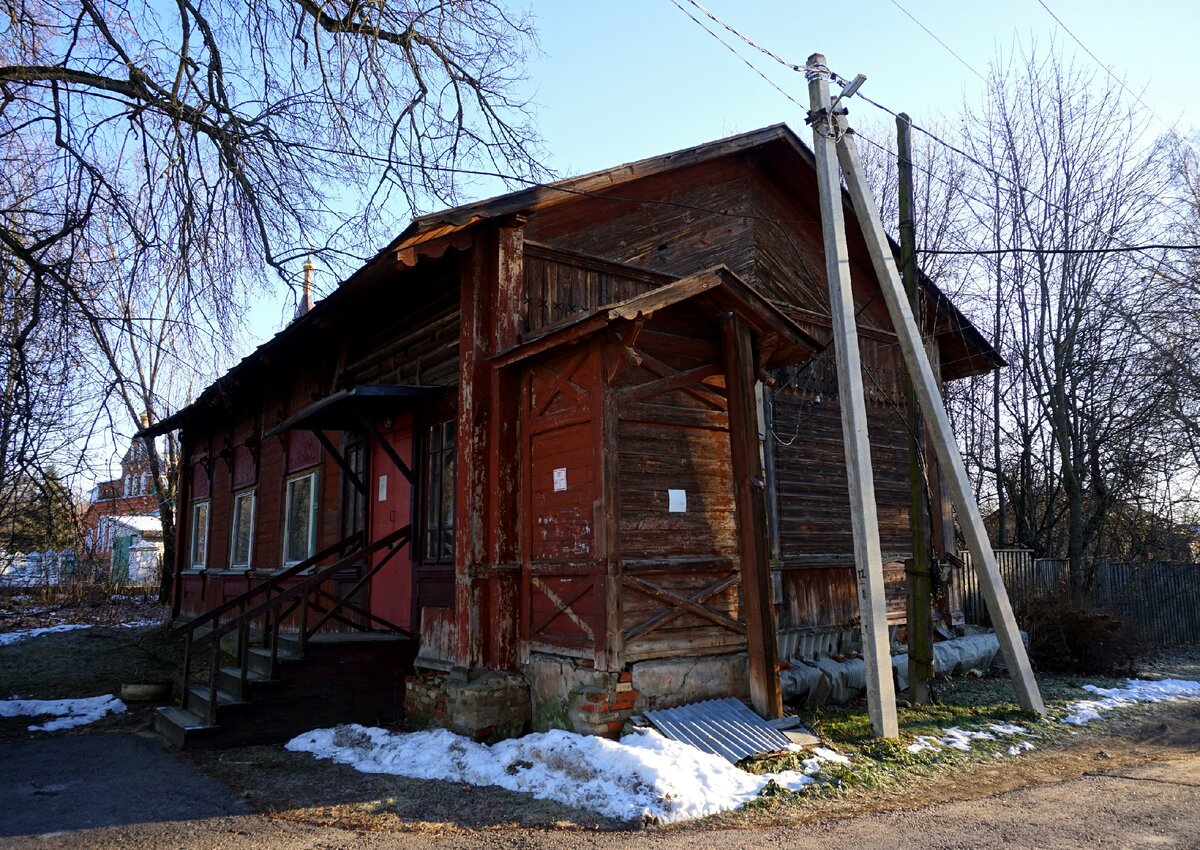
top-left (189, 498), bottom-right (210, 569)
top-left (282, 470), bottom-right (319, 566)
top-left (228, 488), bottom-right (256, 570)
top-left (421, 419), bottom-right (456, 565)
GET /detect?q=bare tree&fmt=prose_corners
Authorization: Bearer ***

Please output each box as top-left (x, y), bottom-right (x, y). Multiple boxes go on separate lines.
top-left (961, 46), bottom-right (1172, 588)
top-left (1, 1), bottom-right (546, 593)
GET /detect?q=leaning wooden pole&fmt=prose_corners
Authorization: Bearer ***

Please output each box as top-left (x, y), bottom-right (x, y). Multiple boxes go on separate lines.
top-left (806, 54), bottom-right (898, 738)
top-left (896, 113), bottom-right (934, 705)
top-left (835, 117), bottom-right (1046, 716)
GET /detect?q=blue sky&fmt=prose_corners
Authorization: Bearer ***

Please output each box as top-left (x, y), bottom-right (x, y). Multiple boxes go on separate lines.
top-left (522, 0), bottom-right (1197, 178)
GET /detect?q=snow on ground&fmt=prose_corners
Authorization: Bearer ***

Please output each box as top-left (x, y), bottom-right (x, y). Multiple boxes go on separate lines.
top-left (0, 694), bottom-right (126, 731)
top-left (0, 623), bottom-right (92, 646)
top-left (1062, 678), bottom-right (1200, 726)
top-left (287, 725), bottom-right (840, 823)
top-left (907, 722), bottom-right (1034, 756)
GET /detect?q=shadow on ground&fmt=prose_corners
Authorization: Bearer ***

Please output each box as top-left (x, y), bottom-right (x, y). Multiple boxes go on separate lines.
top-left (0, 733), bottom-right (248, 837)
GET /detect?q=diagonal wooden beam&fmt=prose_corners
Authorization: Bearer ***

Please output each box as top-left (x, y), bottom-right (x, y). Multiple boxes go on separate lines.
top-left (622, 572), bottom-right (741, 642)
top-left (623, 360), bottom-right (727, 408)
top-left (636, 349), bottom-right (729, 411)
top-left (622, 574), bottom-right (747, 638)
top-left (530, 576), bottom-right (595, 639)
top-left (530, 346), bottom-right (591, 418)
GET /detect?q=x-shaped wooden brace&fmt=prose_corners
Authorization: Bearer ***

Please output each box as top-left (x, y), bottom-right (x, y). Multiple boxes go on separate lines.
top-left (631, 349), bottom-right (728, 411)
top-left (530, 346), bottom-right (591, 418)
top-left (621, 573), bottom-right (745, 641)
top-left (530, 575), bottom-right (596, 639)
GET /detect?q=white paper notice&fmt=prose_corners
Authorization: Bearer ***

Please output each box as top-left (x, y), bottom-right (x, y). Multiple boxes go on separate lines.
top-left (553, 467), bottom-right (568, 492)
top-left (377, 474), bottom-right (388, 502)
top-left (668, 489), bottom-right (687, 513)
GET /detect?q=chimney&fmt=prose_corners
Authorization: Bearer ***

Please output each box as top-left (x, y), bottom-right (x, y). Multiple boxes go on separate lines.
top-left (296, 259), bottom-right (315, 319)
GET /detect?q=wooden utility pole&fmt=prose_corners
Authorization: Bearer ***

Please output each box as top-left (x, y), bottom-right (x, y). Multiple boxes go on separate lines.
top-left (806, 54), bottom-right (898, 739)
top-left (835, 116), bottom-right (1047, 717)
top-left (897, 114), bottom-right (933, 705)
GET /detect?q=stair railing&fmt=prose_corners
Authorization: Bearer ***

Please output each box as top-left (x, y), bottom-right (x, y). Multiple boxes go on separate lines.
top-left (173, 525), bottom-right (414, 724)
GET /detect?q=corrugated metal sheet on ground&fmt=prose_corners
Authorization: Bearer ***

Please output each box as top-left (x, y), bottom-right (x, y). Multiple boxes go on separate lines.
top-left (643, 697), bottom-right (793, 763)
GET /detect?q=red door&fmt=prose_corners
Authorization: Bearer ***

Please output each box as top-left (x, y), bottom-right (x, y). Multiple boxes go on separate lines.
top-left (369, 415), bottom-right (415, 632)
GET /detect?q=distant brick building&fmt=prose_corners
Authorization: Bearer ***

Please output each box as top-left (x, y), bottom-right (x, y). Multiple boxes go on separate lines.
top-left (84, 426), bottom-right (167, 558)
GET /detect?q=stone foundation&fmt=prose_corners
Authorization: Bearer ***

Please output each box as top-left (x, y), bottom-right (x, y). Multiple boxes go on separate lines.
top-left (524, 651), bottom-right (749, 737)
top-left (404, 669), bottom-right (530, 742)
top-left (406, 652), bottom-right (751, 741)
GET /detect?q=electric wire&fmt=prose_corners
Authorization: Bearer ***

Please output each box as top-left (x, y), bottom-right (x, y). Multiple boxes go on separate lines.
top-left (666, 0), bottom-right (806, 109)
top-left (1033, 0), bottom-right (1200, 157)
top-left (886, 0), bottom-right (987, 82)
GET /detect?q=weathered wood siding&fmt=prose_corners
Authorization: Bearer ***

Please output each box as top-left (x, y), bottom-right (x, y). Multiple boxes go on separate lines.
top-left (524, 159), bottom-right (757, 286)
top-left (522, 161), bottom-right (933, 648)
top-left (521, 340), bottom-right (606, 656)
top-left (769, 319), bottom-right (931, 638)
top-left (613, 307), bottom-right (746, 662)
top-left (522, 243), bottom-right (666, 333)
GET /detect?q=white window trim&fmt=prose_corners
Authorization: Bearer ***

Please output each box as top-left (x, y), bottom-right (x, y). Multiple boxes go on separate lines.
top-left (189, 499), bottom-right (211, 570)
top-left (229, 489), bottom-right (256, 570)
top-left (282, 471), bottom-right (319, 566)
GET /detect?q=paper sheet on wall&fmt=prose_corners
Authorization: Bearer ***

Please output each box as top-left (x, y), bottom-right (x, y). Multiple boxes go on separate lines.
top-left (668, 489), bottom-right (687, 513)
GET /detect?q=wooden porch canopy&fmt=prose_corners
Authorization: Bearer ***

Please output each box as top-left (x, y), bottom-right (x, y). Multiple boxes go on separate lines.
top-left (493, 266), bottom-right (819, 719)
top-left (263, 385), bottom-right (443, 437)
top-left (490, 265), bottom-right (822, 369)
top-left (264, 384), bottom-right (444, 490)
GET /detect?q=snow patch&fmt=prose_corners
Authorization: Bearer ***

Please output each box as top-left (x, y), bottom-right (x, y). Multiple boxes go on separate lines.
top-left (0, 694), bottom-right (126, 731)
top-left (286, 725), bottom-right (841, 823)
top-left (1062, 678), bottom-right (1200, 726)
top-left (906, 722), bottom-right (1032, 756)
top-left (0, 624), bottom-right (91, 646)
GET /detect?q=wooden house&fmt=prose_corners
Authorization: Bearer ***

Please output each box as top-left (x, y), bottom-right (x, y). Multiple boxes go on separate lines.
top-left (144, 124), bottom-right (1001, 747)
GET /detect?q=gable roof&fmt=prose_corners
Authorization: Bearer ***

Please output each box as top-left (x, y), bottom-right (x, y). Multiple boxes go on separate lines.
top-left (142, 123), bottom-right (999, 438)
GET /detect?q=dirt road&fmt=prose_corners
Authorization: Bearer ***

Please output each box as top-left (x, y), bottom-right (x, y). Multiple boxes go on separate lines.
top-left (2, 731), bottom-right (1199, 850)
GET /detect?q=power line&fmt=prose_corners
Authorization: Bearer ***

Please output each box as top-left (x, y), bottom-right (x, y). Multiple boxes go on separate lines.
top-left (922, 243), bottom-right (1198, 256)
top-left (677, 0), bottom-right (816, 74)
top-left (887, 0), bottom-right (987, 82)
top-left (666, 0), bottom-right (805, 109)
top-left (848, 96), bottom-right (1175, 262)
top-left (1033, 0), bottom-right (1200, 156)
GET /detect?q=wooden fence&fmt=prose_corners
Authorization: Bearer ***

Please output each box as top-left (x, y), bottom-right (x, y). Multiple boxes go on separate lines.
top-left (953, 550), bottom-right (1200, 647)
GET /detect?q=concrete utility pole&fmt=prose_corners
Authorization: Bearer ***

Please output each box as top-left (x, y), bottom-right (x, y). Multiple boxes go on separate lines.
top-left (835, 109), bottom-right (1047, 717)
top-left (806, 54), bottom-right (899, 739)
top-left (897, 114), bottom-right (934, 705)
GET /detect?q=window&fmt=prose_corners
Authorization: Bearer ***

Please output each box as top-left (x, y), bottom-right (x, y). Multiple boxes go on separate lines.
top-left (424, 420), bottom-right (455, 563)
top-left (341, 441), bottom-right (366, 539)
top-left (283, 471), bottom-right (319, 565)
top-left (189, 500), bottom-right (210, 568)
top-left (229, 490), bottom-right (255, 569)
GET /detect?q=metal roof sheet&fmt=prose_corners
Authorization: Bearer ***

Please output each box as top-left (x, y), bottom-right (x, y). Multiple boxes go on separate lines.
top-left (644, 697), bottom-right (793, 764)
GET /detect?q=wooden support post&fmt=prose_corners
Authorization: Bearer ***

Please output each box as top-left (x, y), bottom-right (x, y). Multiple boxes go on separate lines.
top-left (835, 115), bottom-right (1046, 716)
top-left (807, 54), bottom-right (898, 738)
top-left (457, 218), bottom-right (527, 671)
top-left (897, 113), bottom-right (934, 705)
top-left (487, 218), bottom-right (524, 669)
top-left (598, 338), bottom-right (624, 673)
top-left (721, 314), bottom-right (782, 719)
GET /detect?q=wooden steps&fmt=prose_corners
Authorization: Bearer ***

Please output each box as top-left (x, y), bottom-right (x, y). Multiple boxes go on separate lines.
top-left (155, 632), bottom-right (418, 749)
